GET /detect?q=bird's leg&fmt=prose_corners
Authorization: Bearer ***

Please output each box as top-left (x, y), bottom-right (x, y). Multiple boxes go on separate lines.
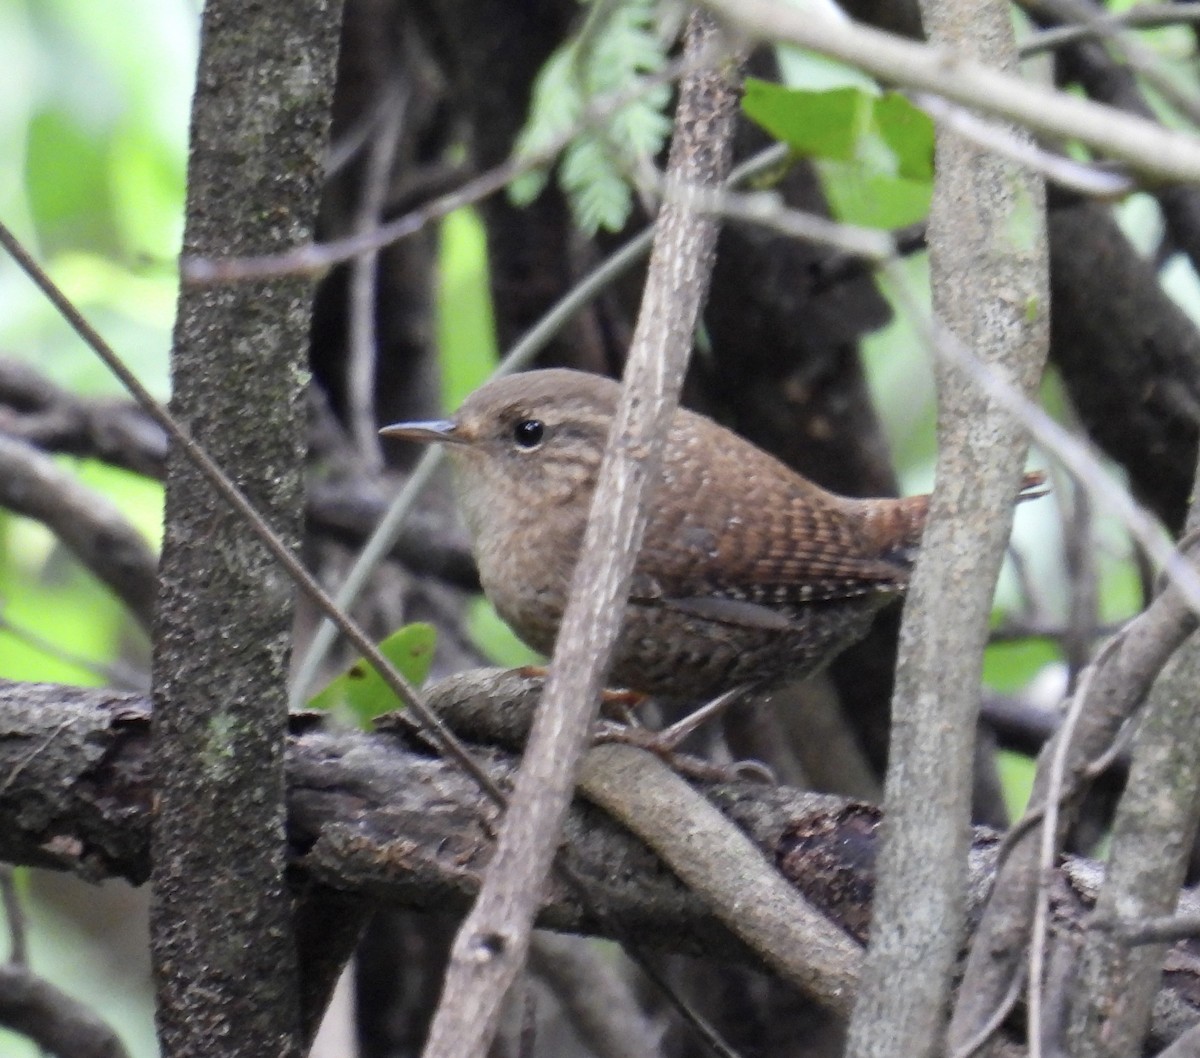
top-left (517, 665), bottom-right (648, 724)
top-left (593, 684), bottom-right (752, 754)
top-left (651, 684), bottom-right (753, 751)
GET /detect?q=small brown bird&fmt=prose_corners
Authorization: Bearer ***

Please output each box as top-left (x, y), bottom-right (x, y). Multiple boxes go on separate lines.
top-left (382, 369), bottom-right (1042, 700)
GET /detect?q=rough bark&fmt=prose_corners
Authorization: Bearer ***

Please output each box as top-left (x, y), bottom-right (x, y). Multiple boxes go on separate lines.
top-left (3, 675), bottom-right (1200, 1052)
top-left (150, 2), bottom-right (343, 1056)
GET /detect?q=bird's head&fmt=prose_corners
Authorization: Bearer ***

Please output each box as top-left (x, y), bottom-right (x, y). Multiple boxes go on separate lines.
top-left (380, 369), bottom-right (620, 538)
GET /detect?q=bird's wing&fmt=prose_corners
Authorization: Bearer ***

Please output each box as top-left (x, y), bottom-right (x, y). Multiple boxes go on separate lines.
top-left (629, 420), bottom-right (919, 622)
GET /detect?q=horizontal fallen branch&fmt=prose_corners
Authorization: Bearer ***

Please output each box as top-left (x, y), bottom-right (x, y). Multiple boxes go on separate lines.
top-left (1, 669), bottom-right (1199, 1045)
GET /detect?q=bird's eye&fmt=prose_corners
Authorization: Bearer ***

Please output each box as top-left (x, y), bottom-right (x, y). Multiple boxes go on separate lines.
top-left (512, 419), bottom-right (544, 449)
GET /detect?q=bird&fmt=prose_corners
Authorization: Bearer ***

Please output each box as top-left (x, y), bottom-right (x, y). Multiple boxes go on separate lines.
top-left (381, 368), bottom-right (1043, 701)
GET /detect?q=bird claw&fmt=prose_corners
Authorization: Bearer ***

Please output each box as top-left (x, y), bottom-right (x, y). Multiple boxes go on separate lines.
top-left (590, 721), bottom-right (749, 781)
top-left (589, 685), bottom-right (770, 783)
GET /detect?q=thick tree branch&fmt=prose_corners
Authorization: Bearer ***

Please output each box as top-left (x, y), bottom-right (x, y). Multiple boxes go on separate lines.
top-left (4, 674), bottom-right (1200, 1050)
top-left (149, 2), bottom-right (343, 1056)
top-left (848, 0), bottom-right (1049, 1053)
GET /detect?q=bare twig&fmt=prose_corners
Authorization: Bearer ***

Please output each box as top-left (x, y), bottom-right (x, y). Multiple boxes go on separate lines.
top-left (420, 18), bottom-right (742, 1058)
top-left (699, 0), bottom-right (1200, 183)
top-left (579, 742), bottom-right (862, 1013)
top-left (0, 433), bottom-right (157, 630)
top-left (0, 605), bottom-right (145, 689)
top-left (0, 963), bottom-right (131, 1058)
top-left (1019, 2), bottom-right (1200, 57)
top-left (1019, 0), bottom-right (1200, 129)
top-left (528, 934), bottom-right (664, 1058)
top-left (950, 556), bottom-right (1200, 1045)
top-left (0, 867), bottom-right (26, 965)
top-left (949, 963), bottom-right (1027, 1058)
top-left (1026, 637), bottom-right (1116, 1057)
top-left (346, 81), bottom-right (407, 471)
top-left (912, 93), bottom-right (1133, 198)
top-left (0, 215), bottom-right (503, 807)
top-left (1062, 464), bottom-right (1099, 688)
top-left (1098, 912), bottom-right (1200, 947)
top-left (0, 358), bottom-right (166, 477)
top-left (1063, 465), bottom-right (1200, 1056)
top-left (181, 50), bottom-right (712, 286)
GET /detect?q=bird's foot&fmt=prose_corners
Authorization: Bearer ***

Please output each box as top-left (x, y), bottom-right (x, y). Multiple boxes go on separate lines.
top-left (590, 685), bottom-right (771, 782)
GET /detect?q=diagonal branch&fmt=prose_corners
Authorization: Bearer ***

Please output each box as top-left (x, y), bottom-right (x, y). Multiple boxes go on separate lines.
top-left (420, 15), bottom-right (743, 1058)
top-left (698, 0), bottom-right (1200, 182)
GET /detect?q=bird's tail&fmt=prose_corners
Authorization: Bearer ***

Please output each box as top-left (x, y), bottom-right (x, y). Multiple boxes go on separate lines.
top-left (860, 469), bottom-right (1047, 568)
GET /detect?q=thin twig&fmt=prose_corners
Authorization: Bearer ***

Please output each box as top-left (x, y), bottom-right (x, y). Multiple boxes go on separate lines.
top-left (0, 606), bottom-right (146, 690)
top-left (0, 867), bottom-right (27, 965)
top-left (0, 433), bottom-right (158, 630)
top-left (1098, 912), bottom-right (1200, 946)
top-left (913, 93), bottom-right (1133, 198)
top-left (1019, 3), bottom-right (1200, 57)
top-left (421, 18), bottom-right (742, 1058)
top-left (1027, 639), bottom-right (1114, 1058)
top-left (699, 0), bottom-right (1200, 183)
top-left (1020, 0), bottom-right (1200, 129)
top-left (181, 50), bottom-right (713, 285)
top-left (949, 962), bottom-right (1028, 1058)
top-left (347, 81), bottom-right (407, 471)
top-left (0, 963), bottom-right (131, 1058)
top-left (0, 218), bottom-right (505, 805)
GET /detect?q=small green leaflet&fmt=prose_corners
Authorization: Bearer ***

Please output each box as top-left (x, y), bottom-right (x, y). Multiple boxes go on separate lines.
top-left (308, 622), bottom-right (437, 726)
top-left (741, 79), bottom-right (934, 229)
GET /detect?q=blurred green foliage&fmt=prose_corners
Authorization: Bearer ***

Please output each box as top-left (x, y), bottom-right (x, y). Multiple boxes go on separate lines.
top-left (0, 0), bottom-right (189, 692)
top-left (437, 206), bottom-right (499, 410)
top-left (0, 2), bottom-right (194, 1055)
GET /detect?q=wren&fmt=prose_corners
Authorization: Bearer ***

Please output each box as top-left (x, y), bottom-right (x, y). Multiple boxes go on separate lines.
top-left (382, 369), bottom-right (1042, 699)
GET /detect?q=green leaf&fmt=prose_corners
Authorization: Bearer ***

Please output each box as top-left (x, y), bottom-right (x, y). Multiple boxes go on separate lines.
top-left (467, 597), bottom-right (541, 668)
top-left (308, 623), bottom-right (437, 725)
top-left (507, 0), bottom-right (671, 233)
top-left (819, 160), bottom-right (932, 229)
top-left (874, 93), bottom-right (935, 180)
top-left (561, 137), bottom-right (633, 235)
top-left (742, 81), bottom-right (862, 161)
top-left (741, 79), bottom-right (935, 228)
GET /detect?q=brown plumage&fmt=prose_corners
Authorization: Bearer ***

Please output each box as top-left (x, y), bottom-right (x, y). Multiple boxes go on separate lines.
top-left (383, 369), bottom-right (1042, 698)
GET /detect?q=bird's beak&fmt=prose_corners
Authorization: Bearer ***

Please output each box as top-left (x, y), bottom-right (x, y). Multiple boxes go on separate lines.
top-left (379, 419), bottom-right (469, 445)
